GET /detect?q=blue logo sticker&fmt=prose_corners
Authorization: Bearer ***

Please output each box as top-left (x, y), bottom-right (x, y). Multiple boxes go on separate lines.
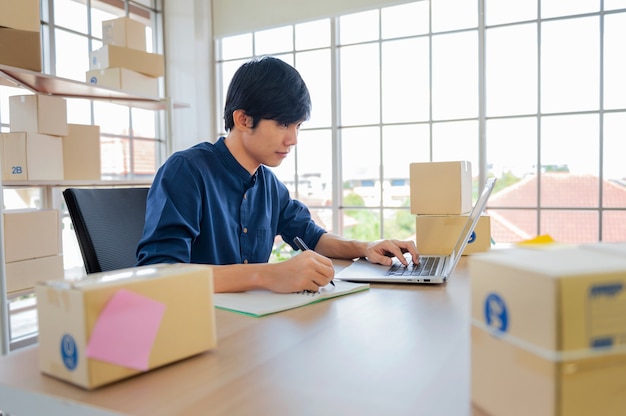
top-left (60, 334), bottom-right (78, 371)
top-left (484, 293), bottom-right (508, 333)
top-left (468, 231), bottom-right (476, 244)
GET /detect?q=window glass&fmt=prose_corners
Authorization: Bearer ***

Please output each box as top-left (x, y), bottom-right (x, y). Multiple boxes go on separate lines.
top-left (541, 210), bottom-right (598, 243)
top-left (487, 117), bottom-right (538, 206)
top-left (94, 101), bottom-right (130, 135)
top-left (605, 0), bottom-right (626, 9)
top-left (382, 124), bottom-right (429, 207)
top-left (432, 120), bottom-right (479, 168)
top-left (220, 34), bottom-right (253, 60)
top-left (383, 208), bottom-right (415, 240)
top-left (101, 136), bottom-right (131, 178)
top-left (342, 126), bottom-right (381, 207)
top-left (431, 0), bottom-right (478, 32)
top-left (54, 0), bottom-right (88, 33)
top-left (485, 0), bottom-right (536, 25)
top-left (131, 107), bottom-right (157, 138)
top-left (255, 26), bottom-right (293, 56)
top-left (54, 29), bottom-right (90, 81)
top-left (339, 10), bottom-right (379, 44)
top-left (295, 49), bottom-right (332, 128)
top-left (133, 138), bottom-right (158, 176)
top-left (295, 130), bottom-right (333, 205)
top-left (541, 0), bottom-right (599, 18)
top-left (541, 17), bottom-right (599, 113)
top-left (431, 32), bottom-right (478, 120)
top-left (488, 209), bottom-right (538, 243)
top-left (603, 14), bottom-right (626, 109)
top-left (602, 113), bottom-right (626, 208)
top-left (603, 212), bottom-right (626, 242)
top-left (381, 38), bottom-right (430, 123)
top-left (295, 19), bottom-right (330, 50)
top-left (343, 208), bottom-right (380, 240)
top-left (66, 98), bottom-right (93, 124)
top-left (541, 114), bottom-right (599, 207)
top-left (381, 2), bottom-right (429, 39)
top-left (486, 23), bottom-right (537, 117)
top-left (340, 43), bottom-right (380, 126)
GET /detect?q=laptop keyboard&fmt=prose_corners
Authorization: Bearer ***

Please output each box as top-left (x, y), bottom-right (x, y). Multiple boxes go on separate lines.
top-left (386, 256), bottom-right (441, 277)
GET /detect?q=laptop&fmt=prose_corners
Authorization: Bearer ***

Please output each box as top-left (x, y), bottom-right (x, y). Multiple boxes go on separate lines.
top-left (336, 177), bottom-right (497, 284)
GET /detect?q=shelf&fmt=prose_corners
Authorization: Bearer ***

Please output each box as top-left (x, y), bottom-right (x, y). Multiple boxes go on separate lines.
top-left (2, 179), bottom-right (153, 188)
top-left (0, 64), bottom-right (189, 110)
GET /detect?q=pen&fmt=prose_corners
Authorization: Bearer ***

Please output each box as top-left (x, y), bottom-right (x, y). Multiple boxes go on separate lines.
top-left (294, 236), bottom-right (335, 287)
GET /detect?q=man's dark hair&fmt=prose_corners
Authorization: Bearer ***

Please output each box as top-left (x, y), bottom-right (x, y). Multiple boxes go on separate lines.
top-left (223, 56), bottom-right (312, 131)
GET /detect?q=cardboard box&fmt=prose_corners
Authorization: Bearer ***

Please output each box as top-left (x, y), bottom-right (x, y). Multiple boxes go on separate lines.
top-left (36, 263), bottom-right (217, 389)
top-left (62, 124), bottom-right (101, 180)
top-left (410, 161), bottom-right (472, 215)
top-left (89, 45), bottom-right (164, 78)
top-left (5, 255), bottom-right (64, 294)
top-left (9, 95), bottom-right (68, 136)
top-left (0, 27), bottom-right (42, 72)
top-left (0, 132), bottom-right (64, 180)
top-left (86, 68), bottom-right (159, 97)
top-left (0, 0), bottom-right (40, 32)
top-left (102, 17), bottom-right (146, 51)
top-left (415, 214), bottom-right (490, 255)
top-left (470, 246), bottom-right (626, 416)
top-left (3, 209), bottom-right (60, 263)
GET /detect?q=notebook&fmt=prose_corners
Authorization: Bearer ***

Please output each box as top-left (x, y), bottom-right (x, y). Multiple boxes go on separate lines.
top-left (213, 280), bottom-right (370, 317)
top-left (336, 177), bottom-right (497, 285)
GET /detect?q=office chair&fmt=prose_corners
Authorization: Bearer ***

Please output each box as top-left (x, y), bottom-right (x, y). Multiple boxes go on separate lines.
top-left (63, 187), bottom-right (150, 274)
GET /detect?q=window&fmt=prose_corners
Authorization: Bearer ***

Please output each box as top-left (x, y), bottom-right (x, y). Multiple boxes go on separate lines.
top-left (216, 0), bottom-right (626, 246)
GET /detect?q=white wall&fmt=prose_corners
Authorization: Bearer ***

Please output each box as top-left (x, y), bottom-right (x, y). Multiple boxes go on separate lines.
top-left (163, 0), bottom-right (216, 153)
top-left (212, 0), bottom-right (413, 37)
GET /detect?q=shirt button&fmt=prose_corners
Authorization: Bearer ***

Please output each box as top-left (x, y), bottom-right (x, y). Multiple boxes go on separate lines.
top-left (244, 193), bottom-right (247, 199)
top-left (243, 259), bottom-right (248, 264)
top-left (243, 227), bottom-right (248, 233)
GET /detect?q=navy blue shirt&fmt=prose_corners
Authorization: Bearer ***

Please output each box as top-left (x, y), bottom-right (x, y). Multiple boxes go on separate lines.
top-left (136, 137), bottom-right (326, 266)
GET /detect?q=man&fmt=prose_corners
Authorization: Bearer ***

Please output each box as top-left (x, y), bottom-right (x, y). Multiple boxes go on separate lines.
top-left (136, 56), bottom-right (418, 293)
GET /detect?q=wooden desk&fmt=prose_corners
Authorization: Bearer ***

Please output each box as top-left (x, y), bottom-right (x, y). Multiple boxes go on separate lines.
top-left (0, 259), bottom-right (484, 416)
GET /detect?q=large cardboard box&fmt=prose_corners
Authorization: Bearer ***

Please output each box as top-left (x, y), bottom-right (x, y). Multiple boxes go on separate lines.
top-left (0, 27), bottom-right (42, 72)
top-left (36, 263), bottom-right (217, 389)
top-left (86, 68), bottom-right (159, 97)
top-left (102, 17), bottom-right (146, 51)
top-left (9, 95), bottom-right (68, 136)
top-left (62, 124), bottom-right (101, 180)
top-left (0, 132), bottom-right (64, 180)
top-left (470, 246), bottom-right (626, 416)
top-left (5, 255), bottom-right (64, 294)
top-left (410, 161), bottom-right (472, 215)
top-left (89, 44), bottom-right (164, 78)
top-left (415, 214), bottom-right (490, 255)
top-left (3, 209), bottom-right (60, 263)
top-left (0, 0), bottom-right (40, 32)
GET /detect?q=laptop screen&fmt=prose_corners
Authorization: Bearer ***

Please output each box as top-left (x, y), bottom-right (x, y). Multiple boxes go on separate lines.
top-left (448, 177), bottom-right (497, 266)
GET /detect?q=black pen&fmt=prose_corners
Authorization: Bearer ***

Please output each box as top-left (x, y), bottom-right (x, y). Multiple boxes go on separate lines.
top-left (294, 236), bottom-right (335, 287)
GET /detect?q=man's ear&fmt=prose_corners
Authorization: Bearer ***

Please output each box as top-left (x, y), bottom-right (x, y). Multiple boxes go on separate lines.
top-left (233, 110), bottom-right (252, 129)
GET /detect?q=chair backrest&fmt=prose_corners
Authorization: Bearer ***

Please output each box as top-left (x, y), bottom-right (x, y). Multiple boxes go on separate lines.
top-left (63, 187), bottom-right (149, 274)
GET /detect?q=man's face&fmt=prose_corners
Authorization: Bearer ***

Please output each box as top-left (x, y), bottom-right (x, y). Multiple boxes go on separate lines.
top-left (243, 118), bottom-right (302, 168)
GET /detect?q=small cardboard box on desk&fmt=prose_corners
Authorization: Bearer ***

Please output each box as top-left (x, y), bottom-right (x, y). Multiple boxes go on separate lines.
top-left (36, 263), bottom-right (217, 390)
top-left (415, 214), bottom-right (491, 255)
top-left (469, 244), bottom-right (626, 416)
top-left (409, 161), bottom-right (472, 215)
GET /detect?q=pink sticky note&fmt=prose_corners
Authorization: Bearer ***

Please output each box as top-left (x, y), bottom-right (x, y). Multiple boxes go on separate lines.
top-left (86, 289), bottom-right (166, 371)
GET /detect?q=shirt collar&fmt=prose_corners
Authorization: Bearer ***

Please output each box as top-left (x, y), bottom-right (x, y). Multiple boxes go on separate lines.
top-left (215, 137), bottom-right (259, 188)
